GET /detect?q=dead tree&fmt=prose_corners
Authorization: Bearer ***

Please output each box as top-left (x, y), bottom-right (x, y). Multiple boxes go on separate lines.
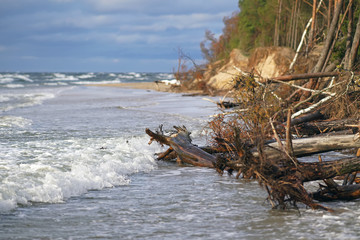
top-left (146, 125), bottom-right (360, 210)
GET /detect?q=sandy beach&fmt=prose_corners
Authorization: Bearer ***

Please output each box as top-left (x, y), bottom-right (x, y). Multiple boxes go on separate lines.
top-left (87, 82), bottom-right (174, 92)
top-left (87, 81), bottom-right (213, 96)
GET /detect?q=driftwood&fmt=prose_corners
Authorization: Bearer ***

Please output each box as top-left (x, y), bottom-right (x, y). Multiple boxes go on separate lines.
top-left (260, 133), bottom-right (360, 159)
top-left (295, 118), bottom-right (359, 136)
top-left (311, 177), bottom-right (360, 201)
top-left (146, 126), bottom-right (216, 167)
top-left (146, 125), bottom-right (360, 210)
top-left (147, 126), bottom-right (360, 163)
top-left (270, 71), bottom-right (341, 82)
top-left (289, 110), bottom-right (324, 126)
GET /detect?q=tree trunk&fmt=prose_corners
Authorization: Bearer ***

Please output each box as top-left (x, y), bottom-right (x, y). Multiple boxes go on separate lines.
top-left (313, 0), bottom-right (343, 73)
top-left (295, 118), bottom-right (359, 136)
top-left (300, 157), bottom-right (360, 182)
top-left (146, 127), bottom-right (216, 167)
top-left (274, 0), bottom-right (282, 46)
top-left (270, 71), bottom-right (342, 82)
top-left (257, 134), bottom-right (360, 159)
top-left (311, 179), bottom-right (360, 201)
top-left (309, 0), bottom-right (317, 48)
top-left (344, 1), bottom-right (353, 69)
top-left (348, 12), bottom-right (360, 69)
top-left (328, 0), bottom-right (332, 30)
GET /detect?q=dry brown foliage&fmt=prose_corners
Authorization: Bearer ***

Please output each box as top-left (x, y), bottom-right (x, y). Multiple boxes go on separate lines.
top-left (206, 70), bottom-right (360, 210)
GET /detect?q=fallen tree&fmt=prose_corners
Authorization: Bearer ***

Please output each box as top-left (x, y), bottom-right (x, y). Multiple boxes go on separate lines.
top-left (158, 0), bottom-right (360, 212)
top-left (146, 125), bottom-right (360, 211)
top-left (146, 64), bottom-right (359, 211)
top-left (147, 126), bottom-right (360, 164)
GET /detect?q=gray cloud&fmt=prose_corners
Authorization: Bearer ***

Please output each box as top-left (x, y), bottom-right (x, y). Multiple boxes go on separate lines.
top-left (0, 0), bottom-right (238, 72)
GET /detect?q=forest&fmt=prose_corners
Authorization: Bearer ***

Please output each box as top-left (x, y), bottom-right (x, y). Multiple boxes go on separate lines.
top-left (150, 0), bottom-right (360, 211)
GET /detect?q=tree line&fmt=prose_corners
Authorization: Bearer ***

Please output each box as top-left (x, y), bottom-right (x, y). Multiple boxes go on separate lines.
top-left (201, 0), bottom-right (360, 71)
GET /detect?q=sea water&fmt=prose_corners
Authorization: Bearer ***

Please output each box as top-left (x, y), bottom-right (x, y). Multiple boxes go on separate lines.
top-left (1, 72), bottom-right (360, 239)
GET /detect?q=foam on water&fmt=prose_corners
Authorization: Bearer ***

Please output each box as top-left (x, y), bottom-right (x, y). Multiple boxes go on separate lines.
top-left (0, 92), bottom-right (55, 112)
top-left (78, 73), bottom-right (95, 79)
top-left (0, 116), bottom-right (32, 128)
top-left (0, 72), bottom-right (176, 89)
top-left (73, 80), bottom-right (122, 85)
top-left (0, 76), bottom-right (14, 84)
top-left (51, 73), bottom-right (79, 81)
top-left (4, 84), bottom-right (25, 88)
top-left (0, 135), bottom-right (162, 212)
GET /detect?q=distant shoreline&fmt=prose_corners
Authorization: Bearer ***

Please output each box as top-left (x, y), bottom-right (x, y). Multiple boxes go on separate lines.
top-left (87, 82), bottom-right (208, 96)
top-left (86, 82), bottom-right (173, 92)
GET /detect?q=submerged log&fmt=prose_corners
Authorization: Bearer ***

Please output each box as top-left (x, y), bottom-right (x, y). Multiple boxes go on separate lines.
top-left (146, 126), bottom-right (216, 167)
top-left (311, 179), bottom-right (360, 201)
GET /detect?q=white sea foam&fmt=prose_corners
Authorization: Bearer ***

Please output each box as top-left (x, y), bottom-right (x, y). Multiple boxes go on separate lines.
top-left (0, 92), bottom-right (55, 112)
top-left (117, 74), bottom-right (135, 79)
top-left (13, 74), bottom-right (33, 82)
top-left (5, 84), bottom-right (25, 88)
top-left (73, 80), bottom-right (122, 85)
top-left (51, 73), bottom-right (79, 81)
top-left (0, 135), bottom-right (161, 212)
top-left (78, 73), bottom-right (95, 79)
top-left (0, 76), bottom-right (14, 84)
top-left (0, 95), bottom-right (10, 102)
top-left (44, 82), bottom-right (69, 86)
top-left (157, 73), bottom-right (174, 80)
top-left (0, 116), bottom-right (32, 128)
top-left (0, 74), bottom-right (33, 84)
top-left (128, 72), bottom-right (141, 78)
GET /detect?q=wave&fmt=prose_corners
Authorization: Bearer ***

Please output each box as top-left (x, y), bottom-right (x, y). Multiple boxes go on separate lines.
top-left (4, 84), bottom-right (25, 88)
top-left (51, 73), bottom-right (79, 81)
top-left (73, 80), bottom-right (122, 85)
top-left (0, 72), bottom-right (175, 88)
top-left (0, 73), bottom-right (33, 84)
top-left (0, 92), bottom-right (55, 112)
top-left (0, 116), bottom-right (32, 128)
top-left (0, 135), bottom-right (161, 212)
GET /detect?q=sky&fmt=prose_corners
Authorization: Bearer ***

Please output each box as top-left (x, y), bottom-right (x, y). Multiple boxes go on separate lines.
top-left (0, 0), bottom-right (239, 72)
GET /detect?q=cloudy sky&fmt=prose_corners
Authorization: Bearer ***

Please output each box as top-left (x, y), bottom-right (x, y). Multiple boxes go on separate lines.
top-left (0, 0), bottom-right (239, 72)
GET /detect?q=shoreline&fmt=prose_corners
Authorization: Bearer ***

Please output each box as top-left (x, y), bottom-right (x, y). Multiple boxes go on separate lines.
top-left (87, 82), bottom-right (217, 96)
top-left (87, 82), bottom-right (174, 92)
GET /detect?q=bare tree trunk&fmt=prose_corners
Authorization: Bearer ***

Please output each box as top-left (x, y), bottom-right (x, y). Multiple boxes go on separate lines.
top-left (291, 0), bottom-right (299, 48)
top-left (287, 2), bottom-right (294, 47)
top-left (309, 0), bottom-right (317, 48)
top-left (322, 0), bottom-right (352, 72)
top-left (348, 12), bottom-right (360, 69)
top-left (313, 0), bottom-right (343, 73)
top-left (258, 134), bottom-right (360, 159)
top-left (328, 0), bottom-right (332, 30)
top-left (294, 1), bottom-right (300, 49)
top-left (274, 0), bottom-right (282, 46)
top-left (344, 2), bottom-right (353, 69)
top-left (298, 0), bottom-right (344, 101)
top-left (300, 157), bottom-right (360, 182)
top-left (289, 0), bottom-right (324, 70)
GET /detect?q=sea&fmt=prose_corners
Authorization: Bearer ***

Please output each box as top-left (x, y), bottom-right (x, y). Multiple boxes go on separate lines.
top-left (0, 72), bottom-right (360, 239)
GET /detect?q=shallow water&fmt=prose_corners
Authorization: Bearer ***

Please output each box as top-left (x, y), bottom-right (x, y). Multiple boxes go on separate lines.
top-left (1, 73), bottom-right (360, 239)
